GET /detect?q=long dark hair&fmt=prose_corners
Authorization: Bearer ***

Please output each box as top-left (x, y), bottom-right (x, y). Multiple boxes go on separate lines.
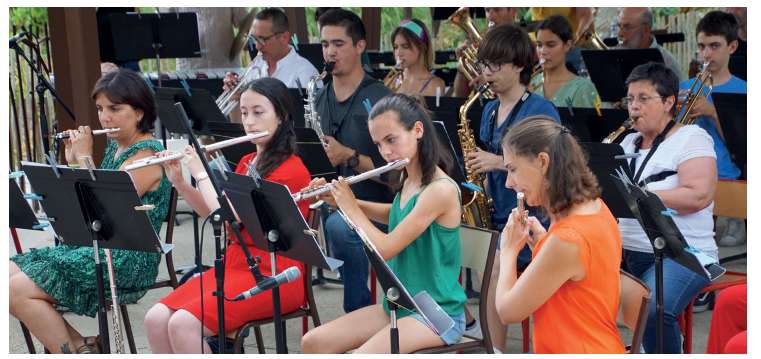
top-left (244, 78), bottom-right (297, 177)
top-left (368, 93), bottom-right (453, 188)
top-left (501, 116), bottom-right (600, 216)
top-left (91, 68), bottom-right (156, 134)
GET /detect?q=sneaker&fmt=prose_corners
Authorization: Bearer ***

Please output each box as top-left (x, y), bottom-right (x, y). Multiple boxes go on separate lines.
top-left (463, 319), bottom-right (483, 340)
top-left (692, 291), bottom-right (715, 313)
top-left (719, 219), bottom-right (746, 247)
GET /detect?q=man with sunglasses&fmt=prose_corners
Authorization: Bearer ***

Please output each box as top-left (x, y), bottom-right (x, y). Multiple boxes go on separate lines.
top-left (464, 24), bottom-right (559, 353)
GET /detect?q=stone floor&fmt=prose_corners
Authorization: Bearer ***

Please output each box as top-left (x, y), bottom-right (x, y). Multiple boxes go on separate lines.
top-left (9, 200), bottom-right (747, 354)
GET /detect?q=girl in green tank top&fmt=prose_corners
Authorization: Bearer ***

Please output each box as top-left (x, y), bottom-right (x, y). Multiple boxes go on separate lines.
top-left (301, 94), bottom-right (467, 353)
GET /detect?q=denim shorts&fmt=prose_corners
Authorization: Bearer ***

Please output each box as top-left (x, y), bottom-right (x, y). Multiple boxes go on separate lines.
top-left (410, 312), bottom-right (466, 346)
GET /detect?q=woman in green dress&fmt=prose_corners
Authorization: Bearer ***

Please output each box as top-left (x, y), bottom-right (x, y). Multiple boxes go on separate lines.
top-left (10, 69), bottom-right (171, 353)
top-left (300, 94), bottom-right (467, 353)
top-left (530, 15), bottom-right (600, 108)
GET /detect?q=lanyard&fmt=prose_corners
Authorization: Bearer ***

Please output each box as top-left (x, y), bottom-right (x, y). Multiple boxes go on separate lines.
top-left (487, 90), bottom-right (530, 154)
top-left (629, 120), bottom-right (677, 184)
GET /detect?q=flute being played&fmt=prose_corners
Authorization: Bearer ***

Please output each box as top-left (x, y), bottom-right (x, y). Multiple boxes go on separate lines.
top-left (124, 131), bottom-right (269, 171)
top-left (292, 158), bottom-right (409, 201)
top-left (516, 191), bottom-right (526, 225)
top-left (54, 127), bottom-right (120, 140)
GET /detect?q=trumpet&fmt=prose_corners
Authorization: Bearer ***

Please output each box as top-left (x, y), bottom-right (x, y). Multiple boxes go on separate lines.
top-left (54, 128), bottom-right (120, 140)
top-left (516, 192), bottom-right (526, 225)
top-left (124, 131), bottom-right (269, 171)
top-left (216, 59), bottom-right (264, 116)
top-left (292, 158), bottom-right (409, 201)
top-left (676, 62), bottom-right (713, 125)
top-left (602, 116), bottom-right (638, 144)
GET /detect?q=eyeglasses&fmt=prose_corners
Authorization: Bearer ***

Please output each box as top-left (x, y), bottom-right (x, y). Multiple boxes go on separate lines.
top-left (622, 95), bottom-right (665, 107)
top-left (475, 59), bottom-right (502, 73)
top-left (251, 32), bottom-right (283, 46)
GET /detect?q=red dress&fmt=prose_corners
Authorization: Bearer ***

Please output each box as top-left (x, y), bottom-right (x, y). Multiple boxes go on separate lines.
top-left (160, 153), bottom-right (311, 334)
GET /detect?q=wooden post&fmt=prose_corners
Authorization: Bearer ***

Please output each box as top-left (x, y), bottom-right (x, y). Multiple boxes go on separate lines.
top-left (47, 8), bottom-right (104, 163)
top-left (362, 8), bottom-right (381, 50)
top-left (403, 8), bottom-right (412, 20)
top-left (284, 8), bottom-right (310, 44)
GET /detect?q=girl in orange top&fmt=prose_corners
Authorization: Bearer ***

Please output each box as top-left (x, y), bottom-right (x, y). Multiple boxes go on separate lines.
top-left (495, 116), bottom-right (625, 353)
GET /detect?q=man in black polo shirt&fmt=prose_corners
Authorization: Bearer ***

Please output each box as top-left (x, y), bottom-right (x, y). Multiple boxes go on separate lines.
top-left (315, 9), bottom-right (391, 313)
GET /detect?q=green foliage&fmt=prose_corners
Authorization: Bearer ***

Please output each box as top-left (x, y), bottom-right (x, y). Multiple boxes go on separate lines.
top-left (9, 7), bottom-right (48, 30)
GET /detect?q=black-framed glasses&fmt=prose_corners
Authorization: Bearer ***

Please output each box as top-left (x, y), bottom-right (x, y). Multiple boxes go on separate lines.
top-left (475, 59), bottom-right (502, 73)
top-left (251, 32), bottom-right (283, 46)
top-left (622, 95), bottom-right (665, 107)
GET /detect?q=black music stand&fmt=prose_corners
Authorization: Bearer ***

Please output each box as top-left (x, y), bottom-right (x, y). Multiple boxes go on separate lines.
top-left (581, 143), bottom-right (636, 220)
top-left (10, 176), bottom-right (43, 231)
top-left (336, 210), bottom-right (453, 353)
top-left (581, 48), bottom-right (664, 102)
top-left (425, 96), bottom-right (486, 161)
top-left (218, 170), bottom-right (342, 354)
top-left (295, 127), bottom-right (336, 181)
top-left (712, 93), bottom-right (747, 179)
top-left (288, 88), bottom-right (308, 128)
top-left (155, 87), bottom-right (224, 133)
top-left (611, 169), bottom-right (724, 353)
top-left (559, 107), bottom-right (630, 143)
top-left (21, 160), bottom-right (169, 354)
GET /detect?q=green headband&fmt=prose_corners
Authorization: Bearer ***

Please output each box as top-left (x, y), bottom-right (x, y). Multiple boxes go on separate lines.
top-left (400, 20), bottom-right (427, 42)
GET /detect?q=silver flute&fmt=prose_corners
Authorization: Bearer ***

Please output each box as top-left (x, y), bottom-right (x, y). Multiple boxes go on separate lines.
top-left (124, 131), bottom-right (269, 171)
top-left (516, 192), bottom-right (526, 225)
top-left (104, 249), bottom-right (125, 353)
top-left (292, 158), bottom-right (409, 201)
top-left (54, 128), bottom-right (120, 140)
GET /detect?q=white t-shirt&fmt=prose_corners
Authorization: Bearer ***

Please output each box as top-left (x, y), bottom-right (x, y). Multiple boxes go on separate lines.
top-left (246, 46), bottom-right (319, 89)
top-left (617, 125), bottom-right (718, 259)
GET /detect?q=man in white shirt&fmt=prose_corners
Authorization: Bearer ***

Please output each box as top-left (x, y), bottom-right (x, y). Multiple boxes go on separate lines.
top-left (617, 8), bottom-right (684, 81)
top-left (223, 8), bottom-right (319, 122)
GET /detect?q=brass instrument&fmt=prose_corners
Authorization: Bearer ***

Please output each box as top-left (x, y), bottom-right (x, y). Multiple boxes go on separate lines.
top-left (574, 21), bottom-right (609, 50)
top-left (676, 62), bottom-right (713, 125)
top-left (383, 61), bottom-right (403, 92)
top-left (54, 128), bottom-right (120, 140)
top-left (448, 7), bottom-right (495, 99)
top-left (458, 83), bottom-right (492, 229)
top-left (293, 159), bottom-right (409, 201)
top-left (216, 59), bottom-right (264, 116)
top-left (529, 59), bottom-right (546, 92)
top-left (516, 192), bottom-right (526, 225)
top-left (104, 249), bottom-right (125, 353)
top-left (602, 117), bottom-right (637, 144)
top-left (304, 61), bottom-right (335, 146)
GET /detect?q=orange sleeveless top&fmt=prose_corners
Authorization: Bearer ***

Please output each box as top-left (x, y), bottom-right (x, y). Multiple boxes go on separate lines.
top-left (531, 200), bottom-right (625, 353)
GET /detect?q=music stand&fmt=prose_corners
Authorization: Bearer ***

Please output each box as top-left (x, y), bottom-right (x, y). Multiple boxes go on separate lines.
top-left (155, 87), bottom-right (224, 133)
top-left (580, 143), bottom-right (636, 219)
top-left (288, 88), bottom-right (308, 128)
top-left (425, 96), bottom-right (486, 161)
top-left (21, 161), bottom-right (169, 354)
top-left (712, 93), bottom-right (747, 179)
top-left (218, 170), bottom-right (342, 353)
top-left (558, 107), bottom-right (630, 143)
top-left (611, 169), bottom-right (724, 353)
top-left (336, 210), bottom-right (454, 353)
top-left (10, 177), bottom-right (43, 231)
top-left (581, 48), bottom-right (664, 102)
top-left (295, 127), bottom-right (337, 181)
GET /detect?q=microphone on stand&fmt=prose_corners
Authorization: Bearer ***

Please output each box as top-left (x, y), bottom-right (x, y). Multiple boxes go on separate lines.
top-left (229, 266), bottom-right (301, 301)
top-left (9, 32), bottom-right (28, 48)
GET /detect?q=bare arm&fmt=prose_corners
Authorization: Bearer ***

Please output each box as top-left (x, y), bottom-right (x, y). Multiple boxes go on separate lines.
top-left (121, 149), bottom-right (163, 197)
top-left (653, 156), bottom-right (717, 215)
top-left (356, 200), bottom-right (392, 225)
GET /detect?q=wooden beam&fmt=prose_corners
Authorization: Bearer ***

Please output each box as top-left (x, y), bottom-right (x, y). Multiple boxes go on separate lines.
top-left (362, 8), bottom-right (381, 50)
top-left (284, 8), bottom-right (309, 44)
top-left (48, 8), bottom-right (104, 163)
top-left (403, 8), bottom-right (412, 20)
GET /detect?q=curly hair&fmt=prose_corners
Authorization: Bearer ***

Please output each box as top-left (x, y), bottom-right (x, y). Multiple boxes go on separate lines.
top-left (501, 116), bottom-right (600, 216)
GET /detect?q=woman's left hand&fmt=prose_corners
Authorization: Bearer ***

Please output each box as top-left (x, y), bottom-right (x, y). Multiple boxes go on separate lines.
top-left (501, 208), bottom-right (531, 256)
top-left (329, 177), bottom-right (360, 215)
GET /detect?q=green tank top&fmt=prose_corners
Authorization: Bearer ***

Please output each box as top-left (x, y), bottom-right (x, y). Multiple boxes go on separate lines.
top-left (382, 177), bottom-right (467, 318)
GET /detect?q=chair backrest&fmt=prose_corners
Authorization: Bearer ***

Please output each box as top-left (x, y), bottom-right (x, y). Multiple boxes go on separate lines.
top-left (618, 270), bottom-right (651, 354)
top-left (459, 225), bottom-right (499, 350)
top-left (152, 187), bottom-right (179, 290)
top-left (713, 180), bottom-right (746, 219)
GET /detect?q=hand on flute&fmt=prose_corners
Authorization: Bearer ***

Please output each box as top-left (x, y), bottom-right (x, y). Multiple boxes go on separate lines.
top-left (302, 177), bottom-right (336, 206)
top-left (329, 177), bottom-right (360, 216)
top-left (501, 207), bottom-right (531, 256)
top-left (64, 126), bottom-right (94, 165)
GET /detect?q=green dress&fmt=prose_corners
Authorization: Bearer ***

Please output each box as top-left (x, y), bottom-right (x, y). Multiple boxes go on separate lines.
top-left (382, 178), bottom-right (467, 319)
top-left (530, 74), bottom-right (600, 108)
top-left (12, 139), bottom-right (172, 317)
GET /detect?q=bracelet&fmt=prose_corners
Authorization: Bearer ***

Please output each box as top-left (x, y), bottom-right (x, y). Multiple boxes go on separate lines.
top-left (195, 172), bottom-right (209, 182)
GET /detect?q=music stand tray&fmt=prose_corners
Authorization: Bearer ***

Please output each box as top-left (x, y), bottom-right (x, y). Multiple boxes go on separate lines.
top-left (581, 48), bottom-right (664, 102)
top-left (10, 177), bottom-right (42, 230)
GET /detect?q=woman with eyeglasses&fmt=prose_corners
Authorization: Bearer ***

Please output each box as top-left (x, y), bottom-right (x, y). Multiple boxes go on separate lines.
top-left (463, 24), bottom-right (559, 353)
top-left (529, 15), bottom-right (600, 108)
top-left (618, 62), bottom-right (717, 353)
top-left (389, 19), bottom-right (445, 97)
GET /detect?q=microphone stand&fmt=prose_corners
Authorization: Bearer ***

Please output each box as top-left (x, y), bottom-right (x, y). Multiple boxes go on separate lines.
top-left (173, 102), bottom-right (269, 353)
top-left (10, 37), bottom-right (76, 160)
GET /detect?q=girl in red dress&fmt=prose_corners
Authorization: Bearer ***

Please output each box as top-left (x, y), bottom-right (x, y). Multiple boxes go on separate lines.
top-left (143, 78), bottom-right (311, 353)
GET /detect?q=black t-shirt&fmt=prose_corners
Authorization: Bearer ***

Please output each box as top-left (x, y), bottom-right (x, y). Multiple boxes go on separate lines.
top-left (315, 74), bottom-right (392, 202)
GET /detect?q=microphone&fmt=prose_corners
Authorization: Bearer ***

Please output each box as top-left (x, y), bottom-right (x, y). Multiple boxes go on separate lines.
top-left (9, 32), bottom-right (28, 48)
top-left (230, 266), bottom-right (301, 301)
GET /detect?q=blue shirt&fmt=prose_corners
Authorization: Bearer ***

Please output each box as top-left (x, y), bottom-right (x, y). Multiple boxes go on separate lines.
top-left (479, 92), bottom-right (560, 229)
top-left (679, 75), bottom-right (745, 179)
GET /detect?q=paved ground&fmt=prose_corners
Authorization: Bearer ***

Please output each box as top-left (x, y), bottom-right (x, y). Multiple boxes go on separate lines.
top-left (9, 200), bottom-right (746, 354)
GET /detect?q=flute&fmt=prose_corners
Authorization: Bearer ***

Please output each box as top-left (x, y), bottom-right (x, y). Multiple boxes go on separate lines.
top-left (292, 158), bottom-right (409, 201)
top-left (516, 192), bottom-right (526, 225)
top-left (54, 128), bottom-right (120, 140)
top-left (124, 131), bottom-right (269, 171)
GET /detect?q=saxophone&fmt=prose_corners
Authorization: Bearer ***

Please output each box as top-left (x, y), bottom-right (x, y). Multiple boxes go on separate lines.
top-left (458, 83), bottom-right (492, 229)
top-left (104, 249), bottom-right (124, 353)
top-left (304, 61), bottom-right (335, 146)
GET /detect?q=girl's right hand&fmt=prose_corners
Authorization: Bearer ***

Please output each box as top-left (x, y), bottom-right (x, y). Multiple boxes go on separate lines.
top-left (525, 216), bottom-right (546, 251)
top-left (157, 150), bottom-right (185, 185)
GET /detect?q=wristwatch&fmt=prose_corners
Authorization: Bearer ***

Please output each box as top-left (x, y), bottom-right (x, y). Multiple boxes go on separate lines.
top-left (345, 149), bottom-right (360, 169)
